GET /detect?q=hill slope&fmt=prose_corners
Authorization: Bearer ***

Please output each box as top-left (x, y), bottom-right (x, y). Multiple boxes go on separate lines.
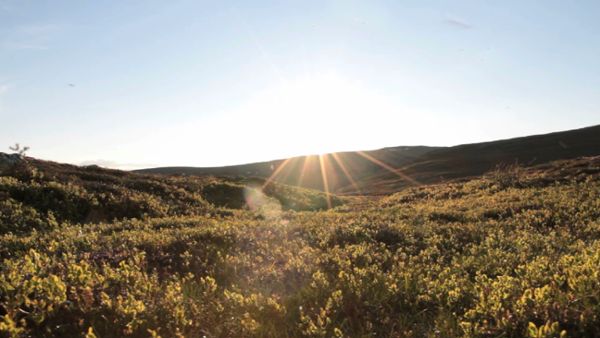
top-left (138, 125), bottom-right (600, 194)
top-left (348, 124), bottom-right (600, 194)
top-left (1, 155), bottom-right (600, 337)
top-left (0, 154), bottom-right (342, 234)
top-left (137, 146), bottom-right (440, 193)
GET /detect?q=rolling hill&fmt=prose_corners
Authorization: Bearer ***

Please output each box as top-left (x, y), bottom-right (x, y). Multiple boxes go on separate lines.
top-left (137, 146), bottom-right (439, 194)
top-left (138, 124), bottom-right (600, 194)
top-left (2, 149), bottom-right (600, 337)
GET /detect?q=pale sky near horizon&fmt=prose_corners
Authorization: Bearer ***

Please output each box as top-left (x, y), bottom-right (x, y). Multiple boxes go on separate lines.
top-left (1, 1), bottom-right (599, 169)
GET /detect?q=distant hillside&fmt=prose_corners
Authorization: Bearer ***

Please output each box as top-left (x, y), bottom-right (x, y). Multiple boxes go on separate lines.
top-left (138, 124), bottom-right (600, 195)
top-left (350, 124), bottom-right (600, 194)
top-left (137, 146), bottom-right (440, 193)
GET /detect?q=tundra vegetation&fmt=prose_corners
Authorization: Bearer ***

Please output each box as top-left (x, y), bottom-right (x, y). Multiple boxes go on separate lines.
top-left (1, 155), bottom-right (599, 337)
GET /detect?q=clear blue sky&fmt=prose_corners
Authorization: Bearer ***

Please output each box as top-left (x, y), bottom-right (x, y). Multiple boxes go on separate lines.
top-left (1, 0), bottom-right (599, 169)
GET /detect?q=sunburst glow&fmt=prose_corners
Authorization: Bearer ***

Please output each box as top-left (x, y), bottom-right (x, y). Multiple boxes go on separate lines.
top-left (172, 72), bottom-right (405, 166)
top-left (259, 148), bottom-right (418, 206)
top-left (318, 154), bottom-right (332, 208)
top-left (331, 153), bottom-right (361, 193)
top-left (297, 155), bottom-right (314, 187)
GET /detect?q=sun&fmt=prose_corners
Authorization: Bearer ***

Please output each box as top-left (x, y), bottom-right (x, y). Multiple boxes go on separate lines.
top-left (245, 72), bottom-right (420, 203)
top-left (164, 71), bottom-right (406, 167)
top-left (225, 72), bottom-right (393, 157)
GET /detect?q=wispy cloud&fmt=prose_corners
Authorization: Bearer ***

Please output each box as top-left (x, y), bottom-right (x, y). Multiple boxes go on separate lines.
top-left (2, 42), bottom-right (49, 50)
top-left (1, 23), bottom-right (63, 51)
top-left (444, 16), bottom-right (472, 29)
top-left (17, 23), bottom-right (61, 35)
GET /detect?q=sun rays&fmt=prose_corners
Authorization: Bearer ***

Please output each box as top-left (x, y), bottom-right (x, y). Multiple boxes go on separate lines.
top-left (262, 158), bottom-right (292, 189)
top-left (331, 152), bottom-right (361, 193)
top-left (356, 151), bottom-right (420, 186)
top-left (318, 154), bottom-right (332, 209)
top-left (297, 155), bottom-right (315, 187)
top-left (261, 149), bottom-right (419, 206)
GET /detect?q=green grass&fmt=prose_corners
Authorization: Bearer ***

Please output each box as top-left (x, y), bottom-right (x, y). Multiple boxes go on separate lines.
top-left (1, 156), bottom-right (599, 337)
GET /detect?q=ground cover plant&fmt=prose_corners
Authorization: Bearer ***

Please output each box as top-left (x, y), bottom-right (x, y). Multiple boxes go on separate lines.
top-left (1, 156), bottom-right (600, 337)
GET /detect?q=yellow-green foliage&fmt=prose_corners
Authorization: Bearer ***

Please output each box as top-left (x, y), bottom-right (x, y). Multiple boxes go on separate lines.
top-left (261, 181), bottom-right (344, 211)
top-left (1, 157), bottom-right (599, 337)
top-left (0, 159), bottom-right (340, 235)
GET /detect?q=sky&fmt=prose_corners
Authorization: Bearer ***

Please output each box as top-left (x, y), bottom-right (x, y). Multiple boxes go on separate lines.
top-left (1, 0), bottom-right (599, 169)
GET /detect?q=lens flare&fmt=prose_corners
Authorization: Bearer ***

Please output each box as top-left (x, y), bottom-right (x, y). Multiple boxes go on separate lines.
top-left (244, 186), bottom-right (282, 220)
top-left (255, 144), bottom-right (416, 207)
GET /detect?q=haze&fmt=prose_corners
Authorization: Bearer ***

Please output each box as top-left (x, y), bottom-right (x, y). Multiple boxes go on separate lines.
top-left (1, 0), bottom-right (599, 169)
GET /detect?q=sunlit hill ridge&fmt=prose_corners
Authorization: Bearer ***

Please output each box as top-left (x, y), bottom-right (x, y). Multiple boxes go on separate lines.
top-left (137, 124), bottom-right (600, 194)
